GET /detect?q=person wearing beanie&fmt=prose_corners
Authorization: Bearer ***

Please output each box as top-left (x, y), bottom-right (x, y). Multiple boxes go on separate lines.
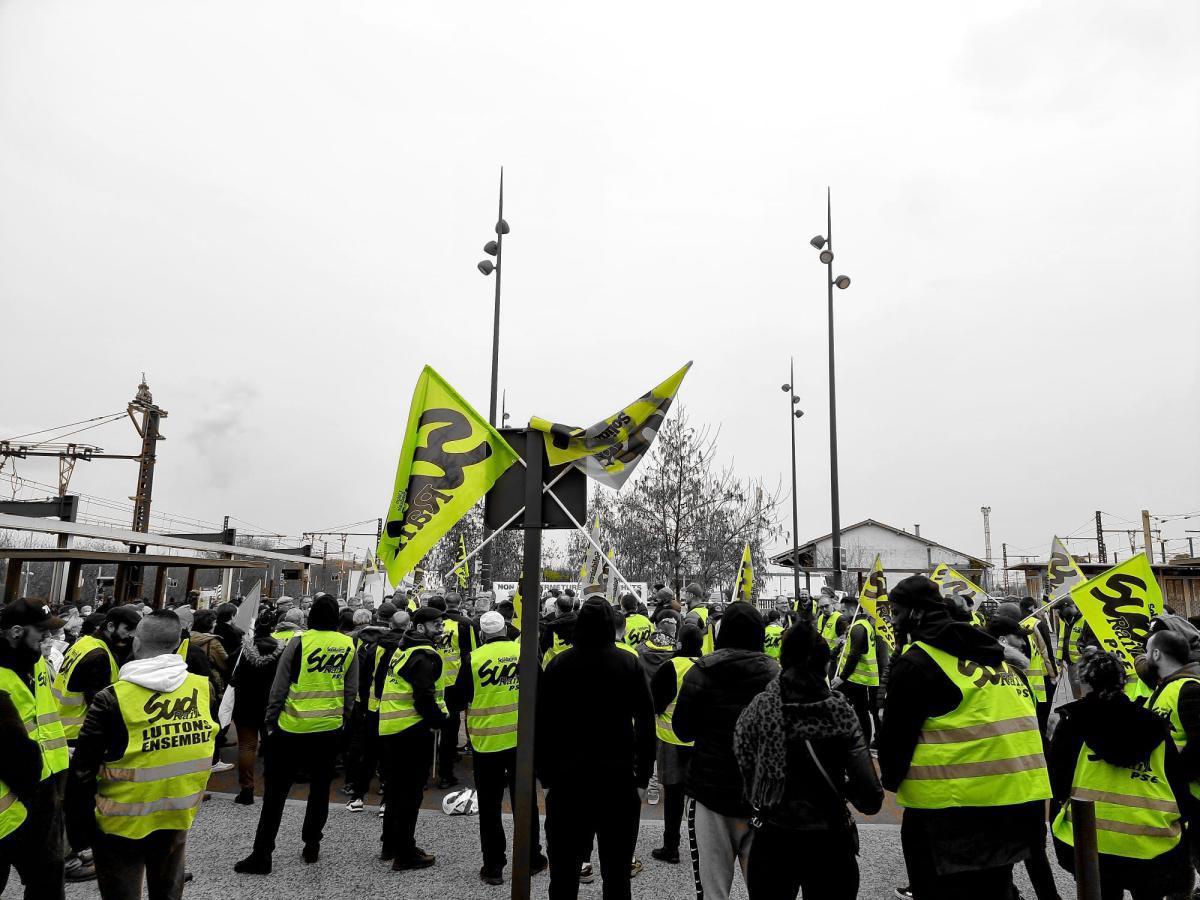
top-left (235, 595), bottom-right (357, 874)
top-left (880, 575), bottom-right (1049, 900)
top-left (536, 598), bottom-right (655, 898)
top-left (673, 603), bottom-right (778, 899)
top-left (453, 611), bottom-right (545, 885)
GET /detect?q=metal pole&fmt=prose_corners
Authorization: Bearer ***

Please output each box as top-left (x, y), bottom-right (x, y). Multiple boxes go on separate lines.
top-left (788, 358), bottom-right (802, 610)
top-left (1141, 509), bottom-right (1154, 562)
top-left (1095, 510), bottom-right (1107, 563)
top-left (826, 187), bottom-right (843, 591)
top-left (1070, 799), bottom-right (1102, 900)
top-left (511, 430), bottom-right (542, 900)
top-left (482, 168), bottom-right (505, 591)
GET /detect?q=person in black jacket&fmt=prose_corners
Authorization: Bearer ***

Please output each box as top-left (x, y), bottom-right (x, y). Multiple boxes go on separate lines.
top-left (536, 597), bottom-right (655, 900)
top-left (673, 602), bottom-right (778, 900)
top-left (213, 603), bottom-right (245, 661)
top-left (735, 622), bottom-right (883, 899)
top-left (230, 621), bottom-right (282, 805)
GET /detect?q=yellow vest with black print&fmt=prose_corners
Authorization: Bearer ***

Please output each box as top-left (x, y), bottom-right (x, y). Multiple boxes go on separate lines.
top-left (1058, 617), bottom-right (1085, 664)
top-left (277, 630), bottom-right (353, 734)
top-left (435, 618), bottom-right (475, 688)
top-left (846, 618), bottom-right (880, 687)
top-left (764, 625), bottom-right (785, 660)
top-left (1052, 740), bottom-right (1181, 859)
top-left (1150, 674), bottom-right (1200, 802)
top-left (378, 646), bottom-right (447, 737)
top-left (542, 630), bottom-right (570, 670)
top-left (818, 611), bottom-right (842, 651)
top-left (466, 639), bottom-right (520, 753)
top-left (53, 635), bottom-right (118, 741)
top-left (656, 657), bottom-right (696, 747)
top-left (624, 614), bottom-right (653, 648)
top-left (694, 607), bottom-right (714, 656)
top-left (96, 673), bottom-right (216, 839)
top-left (0, 657), bottom-right (69, 780)
top-left (896, 641), bottom-right (1050, 809)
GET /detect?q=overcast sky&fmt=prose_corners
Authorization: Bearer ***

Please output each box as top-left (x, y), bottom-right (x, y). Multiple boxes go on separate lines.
top-left (1, 0), bottom-right (1197, 569)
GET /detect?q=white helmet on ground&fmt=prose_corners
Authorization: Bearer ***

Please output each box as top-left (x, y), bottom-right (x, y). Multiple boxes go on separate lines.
top-left (441, 789), bottom-right (478, 816)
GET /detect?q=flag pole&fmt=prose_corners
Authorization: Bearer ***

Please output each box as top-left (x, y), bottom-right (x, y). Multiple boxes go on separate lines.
top-left (541, 482), bottom-right (640, 599)
top-left (728, 554), bottom-right (745, 605)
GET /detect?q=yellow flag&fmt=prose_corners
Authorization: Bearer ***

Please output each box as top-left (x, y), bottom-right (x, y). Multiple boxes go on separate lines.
top-left (860, 555), bottom-right (895, 649)
top-left (456, 533), bottom-right (470, 589)
top-left (931, 563), bottom-right (988, 609)
top-left (1069, 553), bottom-right (1162, 683)
top-left (377, 366), bottom-right (519, 586)
top-left (530, 362), bottom-right (691, 489)
top-left (1046, 536), bottom-right (1086, 600)
top-left (734, 544), bottom-right (754, 602)
top-left (512, 575), bottom-right (522, 629)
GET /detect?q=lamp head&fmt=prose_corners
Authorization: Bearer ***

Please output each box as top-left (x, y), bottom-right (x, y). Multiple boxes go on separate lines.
top-left (792, 395), bottom-right (800, 404)
top-left (818, 250), bottom-right (834, 265)
top-left (495, 219), bottom-right (510, 235)
top-left (781, 383), bottom-right (791, 392)
top-left (477, 260), bottom-right (495, 276)
top-left (834, 275), bottom-right (851, 289)
top-left (483, 240), bottom-right (498, 256)
top-left (794, 410), bottom-right (804, 419)
top-left (809, 235), bottom-right (827, 250)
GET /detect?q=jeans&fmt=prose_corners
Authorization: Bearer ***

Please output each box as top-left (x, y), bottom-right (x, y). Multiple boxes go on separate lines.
top-left (688, 798), bottom-right (754, 900)
top-left (0, 773), bottom-right (65, 900)
top-left (235, 721), bottom-right (266, 791)
top-left (474, 747), bottom-right (541, 872)
top-left (251, 728), bottom-right (339, 856)
top-left (746, 821), bottom-right (858, 899)
top-left (545, 782), bottom-right (640, 900)
top-left (379, 727), bottom-right (435, 858)
top-left (93, 829), bottom-right (187, 900)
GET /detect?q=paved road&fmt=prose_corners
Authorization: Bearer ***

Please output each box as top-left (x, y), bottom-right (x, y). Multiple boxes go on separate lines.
top-left (60, 792), bottom-right (1076, 899)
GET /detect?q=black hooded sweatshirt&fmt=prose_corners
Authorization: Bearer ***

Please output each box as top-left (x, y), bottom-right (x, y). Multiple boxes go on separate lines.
top-left (673, 603), bottom-right (779, 817)
top-left (535, 600), bottom-right (655, 791)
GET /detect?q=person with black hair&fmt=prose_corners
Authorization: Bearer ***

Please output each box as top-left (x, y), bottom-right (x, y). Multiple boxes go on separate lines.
top-left (213, 602), bottom-right (244, 659)
top-left (735, 622), bottom-right (882, 899)
top-left (1050, 650), bottom-right (1194, 899)
top-left (231, 620), bottom-right (283, 806)
top-left (539, 593), bottom-right (577, 669)
top-left (621, 594), bottom-right (652, 647)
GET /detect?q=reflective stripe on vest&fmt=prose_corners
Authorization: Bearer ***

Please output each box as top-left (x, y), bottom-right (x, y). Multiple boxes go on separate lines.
top-left (0, 656), bottom-right (69, 779)
top-left (847, 619), bottom-right (880, 687)
top-left (1150, 675), bottom-right (1200, 802)
top-left (53, 635), bottom-right (118, 741)
top-left (378, 646), bottom-right (446, 736)
top-left (896, 641), bottom-right (1050, 809)
top-left (436, 619), bottom-right (473, 687)
top-left (1051, 741), bottom-right (1181, 859)
top-left (818, 611), bottom-right (842, 650)
top-left (1026, 634), bottom-right (1048, 704)
top-left (1059, 618), bottom-right (1084, 664)
top-left (96, 673), bottom-right (216, 840)
top-left (277, 630), bottom-right (353, 734)
top-left (764, 625), bottom-right (784, 660)
top-left (467, 639), bottom-right (520, 753)
top-left (0, 782), bottom-right (28, 841)
top-left (656, 657), bottom-right (696, 747)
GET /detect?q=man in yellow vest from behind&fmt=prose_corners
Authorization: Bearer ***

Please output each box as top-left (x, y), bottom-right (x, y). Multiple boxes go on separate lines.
top-left (67, 608), bottom-right (216, 900)
top-left (0, 599), bottom-right (70, 899)
top-left (235, 594), bottom-right (357, 874)
top-left (453, 611), bottom-right (545, 885)
top-left (880, 576), bottom-right (1050, 899)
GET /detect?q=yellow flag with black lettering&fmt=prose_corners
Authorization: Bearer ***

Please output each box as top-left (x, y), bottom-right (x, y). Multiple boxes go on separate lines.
top-left (734, 544), bottom-right (754, 602)
top-left (377, 366), bottom-right (519, 586)
top-left (456, 534), bottom-right (470, 590)
top-left (1046, 536), bottom-right (1086, 600)
top-left (860, 555), bottom-right (895, 649)
top-left (931, 563), bottom-right (988, 609)
top-left (1069, 553), bottom-right (1162, 683)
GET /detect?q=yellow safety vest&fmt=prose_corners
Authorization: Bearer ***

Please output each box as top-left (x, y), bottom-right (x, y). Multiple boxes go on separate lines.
top-left (818, 611), bottom-right (843, 650)
top-left (624, 614), bottom-right (653, 648)
top-left (277, 630), bottom-right (353, 734)
top-left (96, 673), bottom-right (215, 839)
top-left (970, 611), bottom-right (987, 629)
top-left (694, 607), bottom-right (714, 656)
top-left (378, 646), bottom-right (446, 736)
top-left (53, 635), bottom-right (118, 740)
top-left (542, 629), bottom-right (570, 669)
top-left (846, 618), bottom-right (880, 687)
top-left (270, 627), bottom-right (301, 643)
top-left (896, 641), bottom-right (1050, 809)
top-left (176, 637), bottom-right (189, 659)
top-left (435, 618), bottom-right (474, 687)
top-left (656, 657), bottom-right (696, 747)
top-left (0, 777), bottom-right (26, 841)
top-left (466, 639), bottom-right (520, 753)
top-left (764, 625), bottom-right (785, 660)
top-left (1150, 675), bottom-right (1200, 802)
top-left (1052, 740), bottom-right (1181, 859)
top-left (616, 641), bottom-right (639, 657)
top-left (1026, 633), bottom-right (1048, 704)
top-left (0, 657), bottom-right (68, 780)
top-left (1058, 617), bottom-right (1085, 664)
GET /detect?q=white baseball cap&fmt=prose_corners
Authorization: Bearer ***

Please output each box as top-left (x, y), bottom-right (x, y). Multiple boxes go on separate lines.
top-left (480, 611), bottom-right (506, 636)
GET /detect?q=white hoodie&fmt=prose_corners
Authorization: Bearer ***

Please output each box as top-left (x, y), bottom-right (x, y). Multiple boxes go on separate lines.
top-left (119, 652), bottom-right (190, 693)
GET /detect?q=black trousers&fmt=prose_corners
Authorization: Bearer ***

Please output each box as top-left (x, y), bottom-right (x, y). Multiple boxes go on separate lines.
top-left (0, 773), bottom-right (65, 900)
top-left (380, 727), bottom-right (435, 858)
top-left (252, 729), bottom-right (339, 857)
top-left (746, 822), bottom-right (859, 900)
top-left (475, 747), bottom-right (542, 872)
top-left (838, 681), bottom-right (877, 747)
top-left (93, 829), bottom-right (187, 900)
top-left (662, 782), bottom-right (687, 853)
top-left (438, 708), bottom-right (460, 778)
top-left (545, 783), bottom-right (639, 900)
top-left (349, 711), bottom-right (381, 800)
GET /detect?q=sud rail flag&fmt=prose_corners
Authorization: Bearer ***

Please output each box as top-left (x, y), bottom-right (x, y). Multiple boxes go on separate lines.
top-left (860, 555), bottom-right (895, 649)
top-left (377, 366), bottom-right (518, 586)
top-left (733, 544), bottom-right (754, 602)
top-left (456, 533), bottom-right (470, 590)
top-left (1069, 553), bottom-right (1162, 685)
top-left (931, 563), bottom-right (989, 609)
top-left (530, 361), bottom-right (691, 490)
top-left (1046, 536), bottom-right (1086, 600)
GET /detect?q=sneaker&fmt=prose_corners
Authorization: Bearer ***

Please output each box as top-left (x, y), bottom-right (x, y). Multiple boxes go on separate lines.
top-left (631, 857), bottom-right (643, 880)
top-left (302, 843), bottom-right (319, 864)
top-left (378, 802), bottom-right (387, 818)
top-left (76, 848), bottom-right (94, 865)
top-left (651, 847), bottom-right (680, 864)
top-left (339, 784), bottom-right (354, 796)
top-left (646, 783), bottom-right (661, 805)
top-left (894, 888), bottom-right (914, 900)
top-left (579, 862), bottom-right (594, 884)
top-left (211, 761), bottom-right (235, 773)
top-left (479, 866), bottom-right (504, 886)
top-left (64, 856), bottom-right (97, 882)
top-left (530, 853), bottom-right (548, 875)
top-left (393, 849), bottom-right (435, 870)
top-left (233, 854), bottom-right (272, 875)
top-left (346, 798), bottom-right (364, 812)
top-left (234, 788), bottom-right (254, 805)
top-left (436, 775), bottom-right (459, 789)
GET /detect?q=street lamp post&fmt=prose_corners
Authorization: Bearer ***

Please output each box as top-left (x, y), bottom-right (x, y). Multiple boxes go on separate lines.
top-left (781, 359), bottom-right (805, 614)
top-left (809, 188), bottom-right (851, 591)
top-left (477, 169), bottom-right (510, 591)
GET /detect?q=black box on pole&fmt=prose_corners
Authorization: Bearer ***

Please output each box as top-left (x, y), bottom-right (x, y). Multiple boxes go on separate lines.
top-left (485, 428), bottom-right (586, 530)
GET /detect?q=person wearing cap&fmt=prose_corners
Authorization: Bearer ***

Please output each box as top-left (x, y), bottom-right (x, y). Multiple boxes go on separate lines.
top-left (235, 595), bottom-right (357, 874)
top-left (0, 599), bottom-right (69, 899)
top-left (270, 608), bottom-right (305, 643)
top-left (453, 611), bottom-right (545, 885)
top-left (66, 609), bottom-right (217, 900)
top-left (432, 593), bottom-right (476, 789)
top-left (376, 606), bottom-right (448, 870)
top-left (683, 583), bottom-right (715, 656)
